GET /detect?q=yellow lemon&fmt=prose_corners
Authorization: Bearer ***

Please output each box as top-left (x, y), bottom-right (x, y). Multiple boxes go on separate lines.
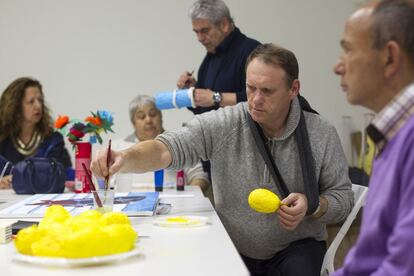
top-left (76, 209), bottom-right (102, 220)
top-left (32, 236), bottom-right (65, 257)
top-left (63, 225), bottom-right (111, 258)
top-left (103, 224), bottom-right (137, 254)
top-left (14, 225), bottom-right (40, 255)
top-left (99, 212), bottom-right (131, 226)
top-left (248, 188), bottom-right (282, 213)
top-left (67, 216), bottom-right (105, 231)
top-left (15, 207), bottom-right (137, 258)
top-left (65, 210), bottom-right (105, 231)
top-left (43, 205), bottom-right (70, 223)
top-left (38, 221), bottom-right (72, 241)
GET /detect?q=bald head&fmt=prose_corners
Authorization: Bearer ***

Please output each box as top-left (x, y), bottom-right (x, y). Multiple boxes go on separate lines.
top-left (341, 5), bottom-right (374, 51)
top-left (334, 0), bottom-right (414, 112)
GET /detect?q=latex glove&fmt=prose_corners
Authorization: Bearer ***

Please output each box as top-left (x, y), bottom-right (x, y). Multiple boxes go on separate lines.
top-left (277, 193), bottom-right (308, 230)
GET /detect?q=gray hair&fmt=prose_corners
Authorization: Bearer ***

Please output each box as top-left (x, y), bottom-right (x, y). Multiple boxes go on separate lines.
top-left (372, 0), bottom-right (414, 62)
top-left (189, 0), bottom-right (234, 26)
top-left (128, 95), bottom-right (160, 124)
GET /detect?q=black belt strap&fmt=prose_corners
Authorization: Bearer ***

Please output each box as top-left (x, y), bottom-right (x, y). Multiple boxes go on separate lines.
top-left (248, 114), bottom-right (290, 198)
top-left (295, 109), bottom-right (320, 215)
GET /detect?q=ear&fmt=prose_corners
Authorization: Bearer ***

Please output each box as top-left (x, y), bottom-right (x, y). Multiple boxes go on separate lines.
top-left (384, 41), bottom-right (402, 78)
top-left (289, 79), bottom-right (300, 99)
top-left (220, 17), bottom-right (231, 33)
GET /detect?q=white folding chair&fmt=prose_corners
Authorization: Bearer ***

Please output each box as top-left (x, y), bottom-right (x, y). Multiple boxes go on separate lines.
top-left (320, 184), bottom-right (369, 276)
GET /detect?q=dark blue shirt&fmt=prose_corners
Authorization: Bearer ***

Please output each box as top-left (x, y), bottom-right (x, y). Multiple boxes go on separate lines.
top-left (190, 27), bottom-right (260, 115)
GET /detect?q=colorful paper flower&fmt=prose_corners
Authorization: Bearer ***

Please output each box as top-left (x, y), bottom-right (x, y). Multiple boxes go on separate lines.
top-left (97, 110), bottom-right (113, 125)
top-left (54, 110), bottom-right (114, 145)
top-left (85, 116), bottom-right (102, 127)
top-left (68, 123), bottom-right (86, 143)
top-left (54, 115), bottom-right (70, 129)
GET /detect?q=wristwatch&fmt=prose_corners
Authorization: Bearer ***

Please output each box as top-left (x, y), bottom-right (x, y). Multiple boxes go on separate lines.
top-left (212, 91), bottom-right (222, 107)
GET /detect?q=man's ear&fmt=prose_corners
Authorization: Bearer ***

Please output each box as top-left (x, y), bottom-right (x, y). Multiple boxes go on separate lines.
top-left (384, 41), bottom-right (402, 78)
top-left (220, 17), bottom-right (231, 33)
top-left (290, 79), bottom-right (300, 99)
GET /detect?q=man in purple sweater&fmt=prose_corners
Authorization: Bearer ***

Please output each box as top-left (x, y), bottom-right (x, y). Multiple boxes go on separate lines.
top-left (333, 0), bottom-right (414, 275)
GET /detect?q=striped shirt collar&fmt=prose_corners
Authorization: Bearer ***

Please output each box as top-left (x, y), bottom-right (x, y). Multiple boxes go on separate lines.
top-left (367, 82), bottom-right (414, 152)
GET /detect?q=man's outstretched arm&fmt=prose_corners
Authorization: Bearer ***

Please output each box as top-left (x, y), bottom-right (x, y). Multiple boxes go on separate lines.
top-left (91, 140), bottom-right (172, 178)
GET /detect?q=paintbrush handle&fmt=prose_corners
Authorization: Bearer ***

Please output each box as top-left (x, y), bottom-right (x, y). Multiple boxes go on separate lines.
top-left (105, 139), bottom-right (112, 189)
top-left (81, 163), bottom-right (103, 208)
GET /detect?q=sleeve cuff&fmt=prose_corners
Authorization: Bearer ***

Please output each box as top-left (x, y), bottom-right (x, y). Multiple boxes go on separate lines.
top-left (317, 194), bottom-right (345, 224)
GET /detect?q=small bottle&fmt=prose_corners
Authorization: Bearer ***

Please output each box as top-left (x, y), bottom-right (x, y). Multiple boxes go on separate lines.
top-left (154, 169), bottom-right (164, 192)
top-left (74, 142), bottom-right (92, 193)
top-left (176, 170), bottom-right (185, 191)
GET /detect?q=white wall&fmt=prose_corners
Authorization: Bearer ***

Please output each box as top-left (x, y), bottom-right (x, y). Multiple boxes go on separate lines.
top-left (0, 0), bottom-right (370, 164)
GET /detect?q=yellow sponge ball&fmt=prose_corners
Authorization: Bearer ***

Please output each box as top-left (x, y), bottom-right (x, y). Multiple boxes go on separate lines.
top-left (14, 225), bottom-right (40, 255)
top-left (99, 212), bottom-right (131, 226)
top-left (248, 188), bottom-right (282, 213)
top-left (14, 205), bottom-right (138, 258)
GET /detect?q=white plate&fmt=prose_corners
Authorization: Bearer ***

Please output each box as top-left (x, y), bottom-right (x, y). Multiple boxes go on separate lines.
top-left (153, 215), bottom-right (208, 227)
top-left (13, 247), bottom-right (142, 267)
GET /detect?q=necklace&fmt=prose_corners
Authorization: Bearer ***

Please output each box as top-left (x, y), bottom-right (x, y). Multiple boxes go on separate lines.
top-left (11, 130), bottom-right (43, 156)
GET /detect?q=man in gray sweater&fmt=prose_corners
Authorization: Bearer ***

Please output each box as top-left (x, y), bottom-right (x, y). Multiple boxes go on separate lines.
top-left (92, 44), bottom-right (353, 276)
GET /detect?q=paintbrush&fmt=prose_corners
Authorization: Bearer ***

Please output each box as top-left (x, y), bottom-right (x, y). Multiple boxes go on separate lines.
top-left (105, 139), bottom-right (112, 190)
top-left (82, 163), bottom-right (103, 208)
top-left (184, 70), bottom-right (195, 86)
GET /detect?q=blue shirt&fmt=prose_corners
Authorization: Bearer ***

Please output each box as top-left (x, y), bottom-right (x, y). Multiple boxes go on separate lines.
top-left (190, 27), bottom-right (260, 115)
top-left (0, 131), bottom-right (72, 174)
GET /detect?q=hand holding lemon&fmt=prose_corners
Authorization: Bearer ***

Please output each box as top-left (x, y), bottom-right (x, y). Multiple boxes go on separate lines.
top-left (248, 189), bottom-right (310, 231)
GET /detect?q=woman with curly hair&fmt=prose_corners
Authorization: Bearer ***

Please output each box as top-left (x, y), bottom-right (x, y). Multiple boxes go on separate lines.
top-left (0, 77), bottom-right (71, 189)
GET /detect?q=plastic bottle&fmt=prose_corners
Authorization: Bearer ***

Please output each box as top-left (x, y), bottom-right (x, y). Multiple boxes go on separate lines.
top-left (154, 169), bottom-right (164, 192)
top-left (74, 142), bottom-right (92, 193)
top-left (176, 170), bottom-right (185, 191)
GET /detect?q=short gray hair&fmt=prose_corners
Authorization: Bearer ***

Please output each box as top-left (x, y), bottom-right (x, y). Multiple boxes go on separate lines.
top-left (128, 95), bottom-right (160, 124)
top-left (372, 0), bottom-right (414, 62)
top-left (189, 0), bottom-right (234, 26)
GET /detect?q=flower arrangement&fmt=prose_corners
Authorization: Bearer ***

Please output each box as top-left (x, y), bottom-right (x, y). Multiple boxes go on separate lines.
top-left (55, 110), bottom-right (114, 145)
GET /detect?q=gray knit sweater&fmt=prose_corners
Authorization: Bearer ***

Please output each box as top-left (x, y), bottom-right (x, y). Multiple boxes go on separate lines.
top-left (157, 97), bottom-right (353, 260)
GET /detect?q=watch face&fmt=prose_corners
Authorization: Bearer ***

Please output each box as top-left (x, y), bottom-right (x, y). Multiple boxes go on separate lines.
top-left (213, 92), bottom-right (222, 103)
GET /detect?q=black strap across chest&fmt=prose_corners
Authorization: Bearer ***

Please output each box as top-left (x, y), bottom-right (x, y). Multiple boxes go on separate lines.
top-left (247, 96), bottom-right (320, 215)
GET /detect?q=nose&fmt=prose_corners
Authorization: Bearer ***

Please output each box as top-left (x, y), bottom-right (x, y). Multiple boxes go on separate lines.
top-left (252, 91), bottom-right (265, 105)
top-left (144, 115), bottom-right (153, 124)
top-left (333, 59), bottom-right (344, 75)
top-left (197, 33), bottom-right (205, 43)
top-left (34, 99), bottom-right (42, 109)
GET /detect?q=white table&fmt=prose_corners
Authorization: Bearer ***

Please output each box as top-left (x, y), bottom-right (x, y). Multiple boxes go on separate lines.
top-left (0, 187), bottom-right (249, 276)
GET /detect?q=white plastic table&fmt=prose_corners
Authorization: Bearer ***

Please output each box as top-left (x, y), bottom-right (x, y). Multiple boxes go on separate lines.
top-left (0, 187), bottom-right (249, 276)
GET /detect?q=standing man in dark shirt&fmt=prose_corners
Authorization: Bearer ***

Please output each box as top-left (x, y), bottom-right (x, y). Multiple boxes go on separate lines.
top-left (177, 0), bottom-right (261, 115)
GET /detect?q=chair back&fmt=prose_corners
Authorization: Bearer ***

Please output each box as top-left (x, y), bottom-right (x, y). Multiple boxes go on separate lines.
top-left (320, 184), bottom-right (368, 276)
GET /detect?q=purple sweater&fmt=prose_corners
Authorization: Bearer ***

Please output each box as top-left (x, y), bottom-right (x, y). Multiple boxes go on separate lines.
top-left (334, 116), bottom-right (414, 275)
